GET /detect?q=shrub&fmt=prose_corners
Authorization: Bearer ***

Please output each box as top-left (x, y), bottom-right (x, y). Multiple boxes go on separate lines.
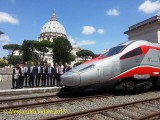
top-left (0, 59), bottom-right (8, 68)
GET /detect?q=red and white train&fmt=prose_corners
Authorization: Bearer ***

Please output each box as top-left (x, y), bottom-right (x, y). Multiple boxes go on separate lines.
top-left (61, 40), bottom-right (160, 91)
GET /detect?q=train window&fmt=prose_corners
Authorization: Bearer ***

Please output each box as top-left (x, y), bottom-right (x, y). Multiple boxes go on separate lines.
top-left (120, 47), bottom-right (142, 59)
top-left (100, 45), bottom-right (126, 57)
top-left (79, 64), bottom-right (95, 72)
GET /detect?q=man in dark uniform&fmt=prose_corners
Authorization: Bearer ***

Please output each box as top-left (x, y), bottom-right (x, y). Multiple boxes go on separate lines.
top-left (19, 64), bottom-right (25, 88)
top-left (63, 63), bottom-right (71, 73)
top-left (42, 63), bottom-right (47, 87)
top-left (52, 64), bottom-right (56, 87)
top-left (24, 62), bottom-right (29, 87)
top-left (29, 62), bottom-right (35, 87)
top-left (55, 63), bottom-right (60, 87)
top-left (35, 62), bottom-right (42, 87)
top-left (46, 63), bottom-right (53, 87)
top-left (12, 64), bottom-right (20, 89)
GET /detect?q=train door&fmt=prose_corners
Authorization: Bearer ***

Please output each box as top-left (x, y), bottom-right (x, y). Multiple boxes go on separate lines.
top-left (102, 64), bottom-right (112, 80)
top-left (112, 61), bottom-right (121, 77)
top-left (120, 47), bottom-right (143, 73)
top-left (97, 67), bottom-right (105, 83)
top-left (99, 60), bottom-right (121, 82)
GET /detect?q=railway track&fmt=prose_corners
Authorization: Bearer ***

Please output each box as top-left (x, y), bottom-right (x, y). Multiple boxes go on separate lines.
top-left (42, 97), bottom-right (160, 120)
top-left (0, 93), bottom-right (112, 112)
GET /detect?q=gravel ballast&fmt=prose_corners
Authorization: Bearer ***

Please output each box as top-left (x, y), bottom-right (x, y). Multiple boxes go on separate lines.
top-left (0, 91), bottom-right (160, 120)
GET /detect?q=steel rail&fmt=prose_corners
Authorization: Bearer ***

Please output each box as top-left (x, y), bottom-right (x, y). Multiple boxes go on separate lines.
top-left (135, 111), bottom-right (160, 120)
top-left (42, 97), bottom-right (160, 120)
top-left (0, 94), bottom-right (58, 103)
top-left (0, 94), bottom-right (58, 102)
top-left (0, 94), bottom-right (111, 112)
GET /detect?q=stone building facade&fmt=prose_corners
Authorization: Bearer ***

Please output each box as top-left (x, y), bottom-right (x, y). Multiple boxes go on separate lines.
top-left (124, 16), bottom-right (160, 43)
top-left (38, 11), bottom-right (80, 66)
top-left (39, 12), bottom-right (67, 42)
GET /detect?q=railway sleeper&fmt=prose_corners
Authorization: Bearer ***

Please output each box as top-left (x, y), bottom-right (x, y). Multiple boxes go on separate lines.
top-left (113, 109), bottom-right (135, 119)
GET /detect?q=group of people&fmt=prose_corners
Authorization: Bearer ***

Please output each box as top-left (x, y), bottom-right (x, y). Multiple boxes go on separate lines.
top-left (12, 62), bottom-right (71, 89)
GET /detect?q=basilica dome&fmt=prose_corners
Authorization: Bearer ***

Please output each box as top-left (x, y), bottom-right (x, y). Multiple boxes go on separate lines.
top-left (39, 12), bottom-right (67, 42)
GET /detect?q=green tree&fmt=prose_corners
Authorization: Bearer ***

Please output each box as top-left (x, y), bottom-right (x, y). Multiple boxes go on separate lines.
top-left (18, 45), bottom-right (22, 56)
top-left (30, 52), bottom-right (41, 64)
top-left (3, 44), bottom-right (21, 55)
top-left (34, 40), bottom-right (51, 62)
top-left (51, 37), bottom-right (74, 64)
top-left (7, 55), bottom-right (22, 65)
top-left (76, 49), bottom-right (95, 61)
top-left (21, 40), bottom-right (38, 62)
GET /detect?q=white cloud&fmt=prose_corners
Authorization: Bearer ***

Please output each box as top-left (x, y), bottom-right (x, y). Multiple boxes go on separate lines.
top-left (106, 8), bottom-right (120, 16)
top-left (68, 36), bottom-right (76, 44)
top-left (82, 26), bottom-right (96, 35)
top-left (0, 34), bottom-right (10, 45)
top-left (68, 36), bottom-right (96, 46)
top-left (97, 29), bottom-right (104, 34)
top-left (82, 26), bottom-right (105, 35)
top-left (0, 12), bottom-right (19, 24)
top-left (138, 0), bottom-right (160, 14)
top-left (77, 40), bottom-right (96, 46)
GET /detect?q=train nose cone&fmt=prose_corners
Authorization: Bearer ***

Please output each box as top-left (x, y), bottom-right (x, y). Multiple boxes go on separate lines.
top-left (61, 72), bottom-right (80, 87)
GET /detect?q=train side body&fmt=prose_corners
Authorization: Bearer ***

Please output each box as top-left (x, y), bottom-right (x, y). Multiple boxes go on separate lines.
top-left (114, 41), bottom-right (160, 80)
top-left (61, 40), bottom-right (160, 90)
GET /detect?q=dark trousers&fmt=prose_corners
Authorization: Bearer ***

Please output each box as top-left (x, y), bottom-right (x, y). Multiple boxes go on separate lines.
top-left (19, 76), bottom-right (24, 88)
top-left (12, 79), bottom-right (18, 88)
top-left (47, 74), bottom-right (53, 86)
top-left (36, 73), bottom-right (41, 87)
top-left (52, 76), bottom-right (55, 86)
top-left (29, 73), bottom-right (34, 87)
top-left (42, 74), bottom-right (46, 87)
top-left (24, 73), bottom-right (28, 87)
top-left (56, 73), bottom-right (61, 87)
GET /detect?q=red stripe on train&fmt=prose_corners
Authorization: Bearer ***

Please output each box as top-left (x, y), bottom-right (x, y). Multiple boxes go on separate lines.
top-left (141, 45), bottom-right (160, 54)
top-left (112, 66), bottom-right (160, 80)
top-left (83, 56), bottom-right (106, 64)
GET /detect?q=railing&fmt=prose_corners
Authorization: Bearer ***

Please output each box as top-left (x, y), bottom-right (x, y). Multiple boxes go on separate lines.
top-left (0, 68), bottom-right (12, 81)
top-left (0, 73), bottom-right (12, 81)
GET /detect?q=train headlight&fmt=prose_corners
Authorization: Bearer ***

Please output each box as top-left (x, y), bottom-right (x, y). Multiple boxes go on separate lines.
top-left (79, 64), bottom-right (95, 72)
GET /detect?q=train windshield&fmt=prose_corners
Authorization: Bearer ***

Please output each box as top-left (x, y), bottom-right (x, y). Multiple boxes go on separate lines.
top-left (100, 45), bottom-right (126, 57)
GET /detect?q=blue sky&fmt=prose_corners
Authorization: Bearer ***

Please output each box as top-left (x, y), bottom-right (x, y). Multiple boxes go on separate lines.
top-left (0, 0), bottom-right (160, 58)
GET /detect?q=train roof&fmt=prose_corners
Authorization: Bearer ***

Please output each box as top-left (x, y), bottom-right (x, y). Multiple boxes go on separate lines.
top-left (118, 40), bottom-right (150, 46)
top-left (118, 40), bottom-right (160, 46)
top-left (118, 40), bottom-right (136, 46)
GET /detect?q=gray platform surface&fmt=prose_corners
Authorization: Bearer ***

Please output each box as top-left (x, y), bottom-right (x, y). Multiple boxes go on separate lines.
top-left (0, 87), bottom-right (61, 95)
top-left (0, 74), bottom-right (61, 95)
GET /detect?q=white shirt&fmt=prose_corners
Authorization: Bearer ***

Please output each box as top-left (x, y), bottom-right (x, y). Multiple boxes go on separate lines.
top-left (30, 66), bottom-right (33, 73)
top-left (56, 67), bottom-right (59, 73)
top-left (59, 65), bottom-right (64, 74)
top-left (38, 66), bottom-right (41, 73)
top-left (21, 67), bottom-right (25, 76)
top-left (48, 67), bottom-right (51, 74)
top-left (24, 66), bottom-right (28, 73)
top-left (43, 67), bottom-right (46, 73)
top-left (14, 68), bottom-right (19, 79)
